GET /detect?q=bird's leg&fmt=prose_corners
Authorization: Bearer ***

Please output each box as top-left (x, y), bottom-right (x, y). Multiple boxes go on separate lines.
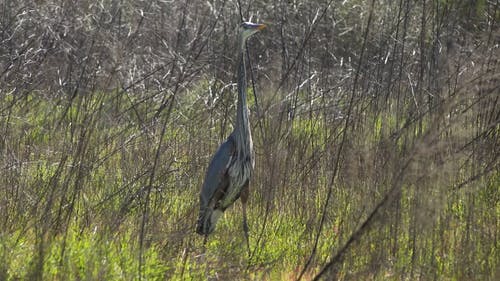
top-left (241, 184), bottom-right (250, 256)
top-left (203, 234), bottom-right (208, 247)
top-left (201, 234), bottom-right (209, 278)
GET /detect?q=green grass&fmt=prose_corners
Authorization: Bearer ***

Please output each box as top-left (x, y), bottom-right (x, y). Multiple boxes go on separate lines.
top-left (0, 91), bottom-right (498, 280)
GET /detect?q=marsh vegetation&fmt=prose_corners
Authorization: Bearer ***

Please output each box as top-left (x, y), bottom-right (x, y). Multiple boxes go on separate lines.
top-left (0, 0), bottom-right (498, 280)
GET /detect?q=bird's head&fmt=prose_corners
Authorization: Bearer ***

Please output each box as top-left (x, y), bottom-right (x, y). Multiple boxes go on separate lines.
top-left (239, 21), bottom-right (266, 42)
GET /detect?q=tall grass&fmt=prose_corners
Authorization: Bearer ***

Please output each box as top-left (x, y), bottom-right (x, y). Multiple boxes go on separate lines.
top-left (1, 0), bottom-right (498, 280)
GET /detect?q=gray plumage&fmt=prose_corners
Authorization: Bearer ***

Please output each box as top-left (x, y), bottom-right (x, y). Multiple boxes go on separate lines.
top-left (196, 22), bottom-right (265, 239)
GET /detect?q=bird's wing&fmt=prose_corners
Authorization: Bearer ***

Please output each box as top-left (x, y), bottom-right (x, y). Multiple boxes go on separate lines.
top-left (199, 136), bottom-right (236, 210)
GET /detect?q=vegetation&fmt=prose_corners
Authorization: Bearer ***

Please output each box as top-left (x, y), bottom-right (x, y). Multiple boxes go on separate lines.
top-left (0, 0), bottom-right (498, 280)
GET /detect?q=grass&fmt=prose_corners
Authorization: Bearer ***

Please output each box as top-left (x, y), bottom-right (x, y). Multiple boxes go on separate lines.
top-left (1, 0), bottom-right (498, 278)
top-left (0, 84), bottom-right (498, 280)
top-left (2, 176), bottom-right (496, 280)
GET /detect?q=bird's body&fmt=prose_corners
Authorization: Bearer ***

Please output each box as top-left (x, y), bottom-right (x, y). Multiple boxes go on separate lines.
top-left (196, 22), bottom-right (265, 240)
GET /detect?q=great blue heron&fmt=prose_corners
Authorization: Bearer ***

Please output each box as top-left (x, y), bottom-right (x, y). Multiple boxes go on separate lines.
top-left (196, 22), bottom-right (266, 246)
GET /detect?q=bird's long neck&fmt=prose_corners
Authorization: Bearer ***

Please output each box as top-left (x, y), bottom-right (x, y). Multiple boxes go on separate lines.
top-left (235, 40), bottom-right (250, 140)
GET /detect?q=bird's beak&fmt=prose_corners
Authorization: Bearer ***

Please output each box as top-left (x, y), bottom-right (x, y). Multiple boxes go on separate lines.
top-left (257, 24), bottom-right (266, 31)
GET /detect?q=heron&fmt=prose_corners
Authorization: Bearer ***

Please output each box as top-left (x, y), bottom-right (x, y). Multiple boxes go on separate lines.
top-left (196, 22), bottom-right (266, 247)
